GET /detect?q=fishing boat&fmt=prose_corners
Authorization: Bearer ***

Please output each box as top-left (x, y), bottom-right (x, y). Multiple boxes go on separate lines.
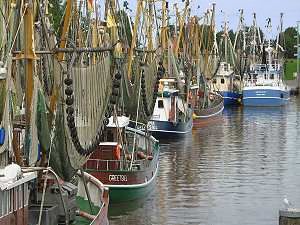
top-left (243, 17), bottom-right (290, 106)
top-left (212, 21), bottom-right (242, 105)
top-left (192, 91), bottom-right (224, 119)
top-left (212, 62), bottom-right (242, 105)
top-left (243, 63), bottom-right (290, 106)
top-left (185, 5), bottom-right (224, 120)
top-left (148, 78), bottom-right (193, 136)
top-left (78, 0), bottom-right (160, 203)
top-left (84, 116), bottom-right (159, 202)
top-left (146, 0), bottom-right (193, 137)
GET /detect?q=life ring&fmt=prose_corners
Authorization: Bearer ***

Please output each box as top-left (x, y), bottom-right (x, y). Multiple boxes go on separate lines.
top-left (113, 145), bottom-right (121, 160)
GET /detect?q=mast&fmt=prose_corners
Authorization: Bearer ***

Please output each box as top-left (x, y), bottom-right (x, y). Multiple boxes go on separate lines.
top-left (173, 3), bottom-right (179, 41)
top-left (50, 0), bottom-right (72, 113)
top-left (24, 0), bottom-right (36, 127)
top-left (224, 20), bottom-right (228, 63)
top-left (233, 9), bottom-right (245, 51)
top-left (146, 0), bottom-right (154, 61)
top-left (127, 0), bottom-right (143, 80)
top-left (174, 0), bottom-right (190, 57)
top-left (161, 0), bottom-right (167, 68)
top-left (203, 3), bottom-right (216, 77)
top-left (57, 0), bottom-right (72, 61)
top-left (276, 13), bottom-right (284, 61)
top-left (266, 18), bottom-right (272, 67)
top-left (254, 13), bottom-right (263, 55)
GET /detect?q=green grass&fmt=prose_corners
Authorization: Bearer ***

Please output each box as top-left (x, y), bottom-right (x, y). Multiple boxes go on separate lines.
top-left (284, 59), bottom-right (300, 80)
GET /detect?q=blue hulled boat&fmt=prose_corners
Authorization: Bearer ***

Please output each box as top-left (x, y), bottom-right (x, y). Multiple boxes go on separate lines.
top-left (148, 78), bottom-right (193, 138)
top-left (243, 64), bottom-right (290, 106)
top-left (221, 90), bottom-right (242, 105)
top-left (243, 17), bottom-right (290, 107)
top-left (212, 62), bottom-right (242, 106)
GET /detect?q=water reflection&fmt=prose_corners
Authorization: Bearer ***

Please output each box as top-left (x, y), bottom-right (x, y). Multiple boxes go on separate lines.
top-left (109, 97), bottom-right (300, 225)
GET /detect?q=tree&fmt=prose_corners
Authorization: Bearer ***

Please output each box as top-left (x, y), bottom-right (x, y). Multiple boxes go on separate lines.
top-left (284, 27), bottom-right (297, 59)
top-left (48, 0), bottom-right (65, 32)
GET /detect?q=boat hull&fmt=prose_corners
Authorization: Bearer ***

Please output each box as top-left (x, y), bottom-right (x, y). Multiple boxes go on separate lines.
top-left (243, 88), bottom-right (289, 106)
top-left (75, 197), bottom-right (109, 225)
top-left (147, 108), bottom-right (193, 138)
top-left (89, 161), bottom-right (158, 203)
top-left (0, 207), bottom-right (28, 225)
top-left (147, 118), bottom-right (193, 137)
top-left (193, 96), bottom-right (224, 120)
top-left (221, 91), bottom-right (241, 105)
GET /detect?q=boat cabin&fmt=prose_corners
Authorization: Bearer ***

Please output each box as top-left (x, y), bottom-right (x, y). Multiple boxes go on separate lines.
top-left (212, 62), bottom-right (241, 92)
top-left (85, 116), bottom-right (155, 172)
top-left (245, 64), bottom-right (282, 86)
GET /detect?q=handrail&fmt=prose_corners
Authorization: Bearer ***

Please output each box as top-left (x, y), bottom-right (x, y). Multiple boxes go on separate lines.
top-left (22, 167), bottom-right (109, 225)
top-left (85, 158), bottom-right (154, 171)
top-left (126, 125), bottom-right (159, 143)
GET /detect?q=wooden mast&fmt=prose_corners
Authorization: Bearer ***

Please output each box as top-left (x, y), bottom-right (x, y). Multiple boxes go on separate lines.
top-left (127, 0), bottom-right (143, 80)
top-left (203, 3), bottom-right (216, 76)
top-left (57, 0), bottom-right (72, 61)
top-left (161, 0), bottom-right (168, 69)
top-left (24, 0), bottom-right (36, 126)
top-left (50, 0), bottom-right (72, 113)
top-left (174, 0), bottom-right (189, 58)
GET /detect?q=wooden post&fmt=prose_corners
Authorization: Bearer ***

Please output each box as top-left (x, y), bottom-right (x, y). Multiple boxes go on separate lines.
top-left (24, 0), bottom-right (36, 126)
top-left (279, 209), bottom-right (300, 225)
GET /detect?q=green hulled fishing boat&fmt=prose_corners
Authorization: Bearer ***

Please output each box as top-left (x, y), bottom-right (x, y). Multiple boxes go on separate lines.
top-left (82, 0), bottom-right (161, 203)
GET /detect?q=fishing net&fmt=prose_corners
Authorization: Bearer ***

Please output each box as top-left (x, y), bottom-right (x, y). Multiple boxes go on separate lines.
top-left (49, 54), bottom-right (113, 181)
top-left (122, 59), bottom-right (159, 123)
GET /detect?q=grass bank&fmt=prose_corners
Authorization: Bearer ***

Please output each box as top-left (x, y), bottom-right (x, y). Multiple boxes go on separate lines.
top-left (284, 59), bottom-right (299, 80)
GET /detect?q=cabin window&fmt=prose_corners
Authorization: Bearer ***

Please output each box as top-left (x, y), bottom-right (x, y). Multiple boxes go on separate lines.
top-left (107, 130), bottom-right (114, 142)
top-left (158, 100), bottom-right (164, 108)
top-left (221, 78), bottom-right (225, 84)
top-left (213, 79), bottom-right (217, 84)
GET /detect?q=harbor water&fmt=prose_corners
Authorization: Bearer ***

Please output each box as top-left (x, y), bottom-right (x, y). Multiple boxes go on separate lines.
top-left (109, 96), bottom-right (300, 225)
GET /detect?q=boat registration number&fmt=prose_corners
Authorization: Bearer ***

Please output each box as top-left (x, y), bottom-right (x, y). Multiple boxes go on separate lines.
top-left (109, 175), bottom-right (128, 182)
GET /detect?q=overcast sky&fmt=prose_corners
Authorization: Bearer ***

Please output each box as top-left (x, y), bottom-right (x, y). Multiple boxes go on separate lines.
top-left (120, 0), bottom-right (300, 37)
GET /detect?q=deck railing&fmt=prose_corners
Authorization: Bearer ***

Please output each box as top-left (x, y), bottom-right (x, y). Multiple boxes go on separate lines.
top-left (84, 157), bottom-right (154, 171)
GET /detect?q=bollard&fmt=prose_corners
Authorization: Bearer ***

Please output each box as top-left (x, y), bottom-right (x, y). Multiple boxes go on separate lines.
top-left (279, 208), bottom-right (300, 225)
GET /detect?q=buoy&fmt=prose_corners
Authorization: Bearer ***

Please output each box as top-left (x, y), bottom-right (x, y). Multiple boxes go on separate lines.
top-left (137, 151), bottom-right (146, 159)
top-left (147, 155), bottom-right (153, 160)
top-left (113, 145), bottom-right (121, 160)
